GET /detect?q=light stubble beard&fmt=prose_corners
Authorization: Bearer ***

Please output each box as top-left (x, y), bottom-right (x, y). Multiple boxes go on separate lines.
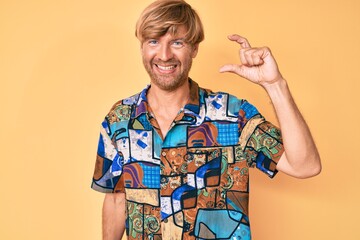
top-left (142, 58), bottom-right (193, 92)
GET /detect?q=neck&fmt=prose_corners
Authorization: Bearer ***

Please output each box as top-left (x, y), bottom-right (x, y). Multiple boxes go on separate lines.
top-left (146, 79), bottom-right (190, 138)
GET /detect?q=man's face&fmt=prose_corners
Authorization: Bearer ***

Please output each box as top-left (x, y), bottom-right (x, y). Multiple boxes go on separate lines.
top-left (141, 26), bottom-right (198, 91)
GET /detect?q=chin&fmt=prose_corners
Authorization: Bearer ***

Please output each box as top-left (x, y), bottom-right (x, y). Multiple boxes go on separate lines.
top-left (150, 74), bottom-right (185, 90)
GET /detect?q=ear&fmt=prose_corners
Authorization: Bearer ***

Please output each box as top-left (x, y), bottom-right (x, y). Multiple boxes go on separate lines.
top-left (191, 44), bottom-right (199, 58)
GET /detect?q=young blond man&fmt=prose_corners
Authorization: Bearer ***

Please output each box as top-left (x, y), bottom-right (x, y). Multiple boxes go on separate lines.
top-left (92, 1), bottom-right (321, 239)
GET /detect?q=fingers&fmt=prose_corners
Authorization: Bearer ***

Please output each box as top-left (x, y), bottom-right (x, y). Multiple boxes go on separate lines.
top-left (227, 34), bottom-right (251, 49)
top-left (227, 34), bottom-right (267, 66)
top-left (223, 35), bottom-right (279, 84)
top-left (240, 48), bottom-right (266, 66)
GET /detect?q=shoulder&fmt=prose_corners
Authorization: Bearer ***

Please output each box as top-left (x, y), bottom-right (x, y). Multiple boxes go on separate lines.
top-left (199, 87), bottom-right (259, 118)
top-left (106, 92), bottom-right (141, 123)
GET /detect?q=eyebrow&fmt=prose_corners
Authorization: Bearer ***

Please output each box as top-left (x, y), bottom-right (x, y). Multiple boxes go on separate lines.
top-left (171, 38), bottom-right (187, 43)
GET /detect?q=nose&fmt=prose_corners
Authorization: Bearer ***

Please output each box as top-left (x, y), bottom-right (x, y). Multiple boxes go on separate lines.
top-left (157, 44), bottom-right (173, 61)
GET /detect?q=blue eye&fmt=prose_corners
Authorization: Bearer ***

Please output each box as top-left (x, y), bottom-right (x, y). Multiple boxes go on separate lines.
top-left (172, 40), bottom-right (184, 48)
top-left (148, 40), bottom-right (158, 45)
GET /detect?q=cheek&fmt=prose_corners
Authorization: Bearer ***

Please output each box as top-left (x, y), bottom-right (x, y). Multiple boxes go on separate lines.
top-left (190, 49), bottom-right (198, 58)
top-left (182, 54), bottom-right (194, 66)
top-left (142, 53), bottom-right (154, 65)
top-left (141, 46), bottom-right (155, 59)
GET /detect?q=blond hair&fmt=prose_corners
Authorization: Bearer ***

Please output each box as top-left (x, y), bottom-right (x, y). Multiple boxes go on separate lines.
top-left (135, 0), bottom-right (204, 45)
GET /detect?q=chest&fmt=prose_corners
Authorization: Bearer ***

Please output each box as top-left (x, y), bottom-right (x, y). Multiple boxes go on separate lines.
top-left (115, 120), bottom-right (249, 191)
top-left (119, 130), bottom-right (251, 240)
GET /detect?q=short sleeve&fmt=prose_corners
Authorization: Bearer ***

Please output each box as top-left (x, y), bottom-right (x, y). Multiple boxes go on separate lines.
top-left (91, 118), bottom-right (124, 193)
top-left (238, 101), bottom-right (284, 178)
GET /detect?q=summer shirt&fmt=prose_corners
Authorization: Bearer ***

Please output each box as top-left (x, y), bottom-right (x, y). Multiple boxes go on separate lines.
top-left (91, 79), bottom-right (284, 240)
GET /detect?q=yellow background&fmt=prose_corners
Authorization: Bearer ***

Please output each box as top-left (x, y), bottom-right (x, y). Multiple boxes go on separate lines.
top-left (1, 0), bottom-right (359, 239)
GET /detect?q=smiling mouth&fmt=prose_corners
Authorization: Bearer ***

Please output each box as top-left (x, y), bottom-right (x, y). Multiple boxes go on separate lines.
top-left (155, 64), bottom-right (177, 72)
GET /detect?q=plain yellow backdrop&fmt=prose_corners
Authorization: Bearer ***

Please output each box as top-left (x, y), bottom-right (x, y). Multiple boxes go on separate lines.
top-left (1, 0), bottom-right (359, 239)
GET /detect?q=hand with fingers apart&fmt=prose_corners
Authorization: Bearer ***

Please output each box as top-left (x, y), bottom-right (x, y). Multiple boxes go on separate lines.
top-left (219, 34), bottom-right (285, 88)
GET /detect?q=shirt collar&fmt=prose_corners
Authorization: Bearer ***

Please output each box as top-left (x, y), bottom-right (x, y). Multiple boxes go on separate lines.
top-left (132, 78), bottom-right (201, 121)
top-left (182, 78), bottom-right (201, 117)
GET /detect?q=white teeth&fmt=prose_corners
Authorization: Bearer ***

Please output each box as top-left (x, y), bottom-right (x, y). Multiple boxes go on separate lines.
top-left (157, 65), bottom-right (175, 70)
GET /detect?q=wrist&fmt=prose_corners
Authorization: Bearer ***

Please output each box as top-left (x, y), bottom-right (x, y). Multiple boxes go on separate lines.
top-left (262, 78), bottom-right (290, 103)
top-left (262, 77), bottom-right (287, 91)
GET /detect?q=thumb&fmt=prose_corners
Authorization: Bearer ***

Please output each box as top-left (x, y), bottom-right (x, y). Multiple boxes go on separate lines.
top-left (219, 64), bottom-right (244, 76)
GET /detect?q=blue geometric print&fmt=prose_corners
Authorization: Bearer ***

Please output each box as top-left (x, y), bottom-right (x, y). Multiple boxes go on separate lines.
top-left (240, 101), bottom-right (259, 119)
top-left (139, 162), bottom-right (160, 188)
top-left (213, 122), bottom-right (239, 145)
top-left (97, 134), bottom-right (105, 157)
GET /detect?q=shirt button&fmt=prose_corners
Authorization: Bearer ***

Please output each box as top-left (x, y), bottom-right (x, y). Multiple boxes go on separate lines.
top-left (163, 218), bottom-right (168, 223)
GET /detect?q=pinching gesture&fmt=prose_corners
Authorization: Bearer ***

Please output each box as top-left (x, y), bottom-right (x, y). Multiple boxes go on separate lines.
top-left (219, 34), bottom-right (283, 87)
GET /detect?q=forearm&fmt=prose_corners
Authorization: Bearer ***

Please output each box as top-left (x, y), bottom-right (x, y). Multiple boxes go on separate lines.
top-left (103, 193), bottom-right (126, 240)
top-left (218, 34), bottom-right (321, 177)
top-left (264, 78), bottom-right (321, 178)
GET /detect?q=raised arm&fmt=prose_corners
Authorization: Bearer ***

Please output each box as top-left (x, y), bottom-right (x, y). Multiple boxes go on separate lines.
top-left (102, 193), bottom-right (126, 240)
top-left (220, 34), bottom-right (321, 178)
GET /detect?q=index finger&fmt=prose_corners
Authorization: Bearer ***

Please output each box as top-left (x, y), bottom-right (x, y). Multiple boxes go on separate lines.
top-left (227, 34), bottom-right (251, 48)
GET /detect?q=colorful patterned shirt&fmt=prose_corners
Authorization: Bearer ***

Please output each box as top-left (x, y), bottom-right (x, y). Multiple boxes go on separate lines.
top-left (91, 79), bottom-right (284, 240)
